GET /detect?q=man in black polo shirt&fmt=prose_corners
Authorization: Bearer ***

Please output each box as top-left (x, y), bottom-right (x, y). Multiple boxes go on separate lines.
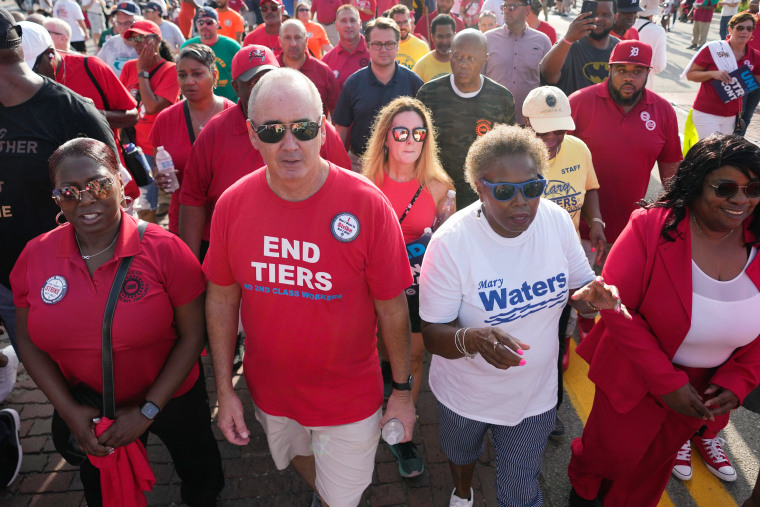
top-left (333, 17), bottom-right (423, 171)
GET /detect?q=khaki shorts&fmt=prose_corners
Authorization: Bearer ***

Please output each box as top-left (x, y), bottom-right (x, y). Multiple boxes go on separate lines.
top-left (253, 404), bottom-right (381, 507)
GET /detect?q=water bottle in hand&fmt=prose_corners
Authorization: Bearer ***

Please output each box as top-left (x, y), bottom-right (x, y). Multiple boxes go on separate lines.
top-left (432, 189), bottom-right (456, 230)
top-left (155, 146), bottom-right (180, 193)
top-left (382, 418), bottom-right (405, 445)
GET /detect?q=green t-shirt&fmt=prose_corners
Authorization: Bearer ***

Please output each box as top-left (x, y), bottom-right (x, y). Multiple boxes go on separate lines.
top-left (417, 75), bottom-right (516, 209)
top-left (182, 35), bottom-right (241, 101)
top-left (98, 27), bottom-right (114, 49)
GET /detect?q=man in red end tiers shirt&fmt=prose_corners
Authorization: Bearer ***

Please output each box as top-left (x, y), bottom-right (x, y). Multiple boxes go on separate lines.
top-left (278, 19), bottom-right (340, 114)
top-left (179, 45), bottom-right (350, 260)
top-left (322, 4), bottom-right (369, 89)
top-left (568, 40), bottom-right (681, 248)
top-left (203, 67), bottom-right (415, 507)
top-left (243, 0), bottom-right (283, 51)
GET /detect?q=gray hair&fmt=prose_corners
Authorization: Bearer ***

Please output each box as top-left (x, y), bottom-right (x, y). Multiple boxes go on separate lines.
top-left (248, 67), bottom-right (323, 122)
top-left (280, 18), bottom-right (306, 36)
top-left (464, 125), bottom-right (548, 191)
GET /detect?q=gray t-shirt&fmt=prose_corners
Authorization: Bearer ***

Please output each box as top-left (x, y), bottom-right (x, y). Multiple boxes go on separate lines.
top-left (556, 36), bottom-right (619, 97)
top-left (159, 21), bottom-right (186, 52)
top-left (96, 35), bottom-right (137, 77)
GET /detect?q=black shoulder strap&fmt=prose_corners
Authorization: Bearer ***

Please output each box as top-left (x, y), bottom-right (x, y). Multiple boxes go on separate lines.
top-left (149, 60), bottom-right (166, 79)
top-left (83, 56), bottom-right (110, 111)
top-left (183, 100), bottom-right (197, 145)
top-left (639, 20), bottom-right (652, 31)
top-left (101, 220), bottom-right (148, 419)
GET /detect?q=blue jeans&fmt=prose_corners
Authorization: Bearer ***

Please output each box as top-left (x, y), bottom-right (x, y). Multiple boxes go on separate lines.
top-left (738, 88), bottom-right (760, 136)
top-left (720, 15), bottom-right (731, 41)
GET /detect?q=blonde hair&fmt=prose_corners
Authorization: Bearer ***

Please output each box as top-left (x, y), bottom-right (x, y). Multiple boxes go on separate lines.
top-left (362, 96), bottom-right (452, 189)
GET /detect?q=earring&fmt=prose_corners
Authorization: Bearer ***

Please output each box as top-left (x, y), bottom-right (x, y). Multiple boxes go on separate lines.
top-left (55, 211), bottom-right (67, 226)
top-left (121, 195), bottom-right (134, 210)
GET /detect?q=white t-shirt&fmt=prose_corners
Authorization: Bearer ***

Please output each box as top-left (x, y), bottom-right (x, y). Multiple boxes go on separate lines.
top-left (52, 0), bottom-right (86, 42)
top-left (419, 199), bottom-right (594, 425)
top-left (721, 2), bottom-right (740, 17)
top-left (97, 35), bottom-right (138, 77)
top-left (159, 20), bottom-right (186, 52)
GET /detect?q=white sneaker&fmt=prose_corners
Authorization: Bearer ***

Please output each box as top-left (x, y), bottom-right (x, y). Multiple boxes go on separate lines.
top-left (692, 435), bottom-right (737, 482)
top-left (449, 487), bottom-right (474, 507)
top-left (672, 441), bottom-right (693, 481)
top-left (0, 346), bottom-right (18, 403)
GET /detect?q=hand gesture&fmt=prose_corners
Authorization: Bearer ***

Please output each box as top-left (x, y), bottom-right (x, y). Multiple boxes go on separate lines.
top-left (713, 70), bottom-right (732, 84)
top-left (565, 11), bottom-right (597, 43)
top-left (98, 405), bottom-right (153, 448)
top-left (380, 390), bottom-right (416, 443)
top-left (464, 327), bottom-right (531, 370)
top-left (153, 168), bottom-right (178, 192)
top-left (571, 276), bottom-right (632, 319)
top-left (662, 383), bottom-right (714, 420)
top-left (64, 403), bottom-right (112, 457)
top-left (216, 390), bottom-right (251, 446)
top-left (136, 38), bottom-right (158, 74)
top-left (704, 384), bottom-right (739, 417)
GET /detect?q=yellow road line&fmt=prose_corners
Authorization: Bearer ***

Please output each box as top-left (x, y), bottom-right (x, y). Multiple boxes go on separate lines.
top-left (564, 339), bottom-right (677, 506)
top-left (685, 450), bottom-right (738, 507)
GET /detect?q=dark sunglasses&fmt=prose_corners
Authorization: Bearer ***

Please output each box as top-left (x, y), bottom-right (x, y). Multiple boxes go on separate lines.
top-left (260, 4), bottom-right (280, 12)
top-left (126, 34), bottom-right (154, 45)
top-left (52, 177), bottom-right (114, 206)
top-left (391, 126), bottom-right (428, 142)
top-left (296, 7), bottom-right (309, 12)
top-left (480, 175), bottom-right (546, 201)
top-left (732, 24), bottom-right (755, 32)
top-left (707, 180), bottom-right (760, 198)
top-left (252, 120), bottom-right (322, 143)
top-left (196, 18), bottom-right (217, 26)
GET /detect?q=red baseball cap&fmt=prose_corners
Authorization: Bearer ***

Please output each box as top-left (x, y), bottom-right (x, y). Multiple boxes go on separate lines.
top-left (232, 45), bottom-right (280, 81)
top-left (608, 40), bottom-right (652, 68)
top-left (124, 20), bottom-right (161, 39)
top-left (260, 0), bottom-right (283, 5)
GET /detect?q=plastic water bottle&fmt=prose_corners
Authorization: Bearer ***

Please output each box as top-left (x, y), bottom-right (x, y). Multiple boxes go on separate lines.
top-left (155, 146), bottom-right (180, 193)
top-left (432, 189), bottom-right (456, 230)
top-left (381, 418), bottom-right (405, 445)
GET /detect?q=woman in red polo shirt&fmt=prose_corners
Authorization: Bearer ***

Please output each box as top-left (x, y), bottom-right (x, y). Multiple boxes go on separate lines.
top-left (11, 138), bottom-right (224, 506)
top-left (685, 12), bottom-right (760, 139)
top-left (151, 44), bottom-right (235, 236)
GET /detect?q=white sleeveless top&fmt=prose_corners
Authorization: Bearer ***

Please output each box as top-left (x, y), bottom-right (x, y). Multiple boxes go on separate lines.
top-left (673, 247), bottom-right (760, 368)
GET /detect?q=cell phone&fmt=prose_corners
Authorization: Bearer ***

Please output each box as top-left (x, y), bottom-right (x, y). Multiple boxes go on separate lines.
top-left (581, 0), bottom-right (598, 17)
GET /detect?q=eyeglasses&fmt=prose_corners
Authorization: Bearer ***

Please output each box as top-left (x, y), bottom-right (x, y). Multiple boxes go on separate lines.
top-left (251, 120), bottom-right (323, 143)
top-left (296, 8), bottom-right (309, 12)
top-left (732, 24), bottom-right (755, 32)
top-left (126, 34), bottom-right (154, 45)
top-left (480, 175), bottom-right (546, 201)
top-left (52, 177), bottom-right (114, 206)
top-left (114, 20), bottom-right (135, 28)
top-left (501, 2), bottom-right (527, 11)
top-left (707, 180), bottom-right (760, 198)
top-left (196, 18), bottom-right (216, 26)
top-left (391, 126), bottom-right (428, 142)
top-left (260, 4), bottom-right (280, 12)
top-left (369, 41), bottom-right (398, 50)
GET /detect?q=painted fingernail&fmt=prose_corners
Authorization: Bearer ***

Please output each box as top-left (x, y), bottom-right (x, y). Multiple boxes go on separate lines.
top-left (595, 276), bottom-right (604, 283)
top-left (516, 349), bottom-right (524, 355)
top-left (519, 359), bottom-right (527, 366)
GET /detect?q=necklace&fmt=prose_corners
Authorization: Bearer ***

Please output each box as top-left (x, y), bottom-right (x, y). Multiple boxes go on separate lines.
top-left (75, 231), bottom-right (119, 260)
top-left (190, 98), bottom-right (221, 131)
top-left (691, 213), bottom-right (734, 241)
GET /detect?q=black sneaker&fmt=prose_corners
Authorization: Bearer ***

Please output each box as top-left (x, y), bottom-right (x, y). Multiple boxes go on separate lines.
top-left (550, 415), bottom-right (565, 440)
top-left (0, 408), bottom-right (22, 489)
top-left (389, 441), bottom-right (425, 478)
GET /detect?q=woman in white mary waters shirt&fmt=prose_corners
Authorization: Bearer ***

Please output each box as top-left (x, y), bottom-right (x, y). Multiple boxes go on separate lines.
top-left (419, 125), bottom-right (630, 507)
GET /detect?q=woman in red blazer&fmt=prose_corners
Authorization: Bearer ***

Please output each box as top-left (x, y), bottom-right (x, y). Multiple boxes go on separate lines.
top-left (568, 134), bottom-right (760, 506)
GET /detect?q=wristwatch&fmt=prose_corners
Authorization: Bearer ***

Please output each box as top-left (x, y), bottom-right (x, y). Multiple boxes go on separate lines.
top-left (138, 70), bottom-right (150, 79)
top-left (140, 400), bottom-right (160, 420)
top-left (591, 217), bottom-right (606, 229)
top-left (392, 375), bottom-right (414, 391)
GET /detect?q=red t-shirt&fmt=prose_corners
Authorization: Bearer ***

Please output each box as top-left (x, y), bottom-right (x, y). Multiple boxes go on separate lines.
top-left (692, 45), bottom-right (760, 117)
top-left (747, 12), bottom-right (760, 54)
top-left (414, 10), bottom-right (465, 49)
top-left (322, 36), bottom-right (370, 89)
top-left (243, 24), bottom-right (282, 53)
top-left (57, 53), bottom-right (137, 113)
top-left (11, 213), bottom-right (204, 406)
top-left (536, 20), bottom-right (557, 45)
top-left (119, 59), bottom-right (180, 156)
top-left (569, 83), bottom-right (682, 243)
top-left (377, 177), bottom-right (436, 243)
top-left (150, 98), bottom-right (235, 234)
top-left (611, 26), bottom-right (639, 40)
top-left (203, 164), bottom-right (413, 426)
top-left (180, 104), bottom-right (351, 241)
top-left (353, 0), bottom-right (377, 22)
top-left (311, 0), bottom-right (349, 24)
top-left (277, 53), bottom-right (341, 114)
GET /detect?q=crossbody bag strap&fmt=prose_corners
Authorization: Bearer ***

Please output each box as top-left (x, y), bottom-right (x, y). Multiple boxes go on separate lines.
top-left (83, 57), bottom-right (111, 111)
top-left (101, 220), bottom-right (148, 419)
top-left (398, 184), bottom-right (424, 224)
top-left (183, 101), bottom-right (197, 145)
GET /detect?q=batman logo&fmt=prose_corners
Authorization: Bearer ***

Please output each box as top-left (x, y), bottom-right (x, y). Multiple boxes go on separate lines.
top-left (582, 61), bottom-right (611, 84)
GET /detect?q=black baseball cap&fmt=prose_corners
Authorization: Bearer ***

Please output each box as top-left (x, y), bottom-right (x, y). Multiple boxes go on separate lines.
top-left (0, 7), bottom-right (22, 49)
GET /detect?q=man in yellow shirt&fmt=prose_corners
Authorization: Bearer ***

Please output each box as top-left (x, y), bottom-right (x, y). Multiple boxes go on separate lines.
top-left (389, 4), bottom-right (429, 69)
top-left (413, 13), bottom-right (455, 82)
top-left (217, 0), bottom-right (245, 43)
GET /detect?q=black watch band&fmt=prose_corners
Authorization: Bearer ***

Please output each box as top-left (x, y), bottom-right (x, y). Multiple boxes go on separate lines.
top-left (140, 400), bottom-right (160, 420)
top-left (391, 375), bottom-right (414, 391)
